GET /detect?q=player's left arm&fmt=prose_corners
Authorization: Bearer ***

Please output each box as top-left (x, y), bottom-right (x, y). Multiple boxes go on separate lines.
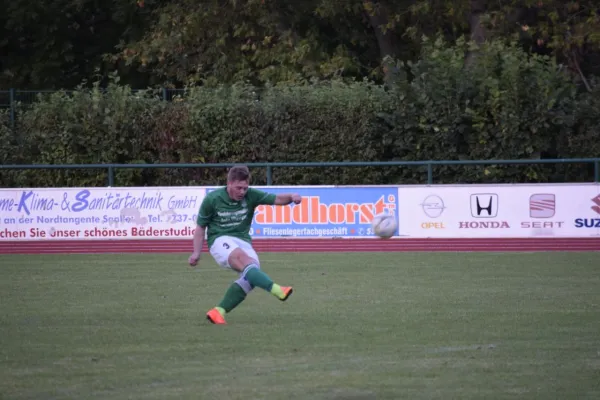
top-left (274, 193), bottom-right (302, 205)
top-left (249, 188), bottom-right (302, 206)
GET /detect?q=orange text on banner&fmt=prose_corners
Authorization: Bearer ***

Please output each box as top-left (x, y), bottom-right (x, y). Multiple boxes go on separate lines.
top-left (255, 195), bottom-right (394, 224)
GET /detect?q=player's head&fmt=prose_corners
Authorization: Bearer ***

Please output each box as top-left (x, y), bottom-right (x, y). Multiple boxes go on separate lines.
top-left (226, 165), bottom-right (250, 201)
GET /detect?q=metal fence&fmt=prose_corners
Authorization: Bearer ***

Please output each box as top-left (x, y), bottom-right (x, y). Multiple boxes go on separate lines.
top-left (1, 159), bottom-right (599, 187)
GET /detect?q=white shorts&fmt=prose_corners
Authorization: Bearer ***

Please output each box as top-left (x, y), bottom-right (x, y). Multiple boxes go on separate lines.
top-left (209, 236), bottom-right (260, 270)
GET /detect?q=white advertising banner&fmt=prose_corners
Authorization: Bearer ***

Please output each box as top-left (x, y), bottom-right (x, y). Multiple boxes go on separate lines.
top-left (398, 183), bottom-right (600, 238)
top-left (0, 187), bottom-right (205, 240)
top-left (1, 183), bottom-right (599, 241)
top-left (0, 185), bottom-right (399, 241)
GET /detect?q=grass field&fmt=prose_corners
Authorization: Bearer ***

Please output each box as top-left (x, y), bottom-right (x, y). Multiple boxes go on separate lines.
top-left (1, 251), bottom-right (599, 400)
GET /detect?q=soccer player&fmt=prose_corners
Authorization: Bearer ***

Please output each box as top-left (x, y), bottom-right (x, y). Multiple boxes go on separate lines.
top-left (188, 165), bottom-right (302, 325)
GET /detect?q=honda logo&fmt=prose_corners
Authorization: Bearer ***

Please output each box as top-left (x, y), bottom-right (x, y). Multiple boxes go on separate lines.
top-left (470, 194), bottom-right (498, 218)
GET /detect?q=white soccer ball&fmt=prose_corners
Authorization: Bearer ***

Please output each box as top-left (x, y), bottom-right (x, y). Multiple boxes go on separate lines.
top-left (371, 213), bottom-right (397, 239)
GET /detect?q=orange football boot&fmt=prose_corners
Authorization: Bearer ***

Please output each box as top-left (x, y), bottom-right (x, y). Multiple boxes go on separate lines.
top-left (206, 308), bottom-right (226, 324)
top-left (279, 286), bottom-right (294, 301)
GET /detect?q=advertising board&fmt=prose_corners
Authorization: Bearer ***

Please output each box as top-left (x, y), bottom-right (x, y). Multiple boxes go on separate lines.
top-left (0, 186), bottom-right (400, 240)
top-left (0, 187), bottom-right (205, 240)
top-left (2, 183), bottom-right (598, 241)
top-left (397, 184), bottom-right (600, 238)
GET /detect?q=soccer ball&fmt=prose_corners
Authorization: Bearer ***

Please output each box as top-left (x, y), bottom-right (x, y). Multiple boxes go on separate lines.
top-left (371, 213), bottom-right (397, 239)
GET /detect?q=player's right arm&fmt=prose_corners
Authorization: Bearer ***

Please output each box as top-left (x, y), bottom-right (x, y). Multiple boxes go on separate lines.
top-left (189, 225), bottom-right (205, 267)
top-left (189, 195), bottom-right (213, 267)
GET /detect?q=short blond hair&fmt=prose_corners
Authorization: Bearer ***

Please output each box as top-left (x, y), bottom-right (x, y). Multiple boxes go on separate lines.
top-left (227, 165), bottom-right (250, 182)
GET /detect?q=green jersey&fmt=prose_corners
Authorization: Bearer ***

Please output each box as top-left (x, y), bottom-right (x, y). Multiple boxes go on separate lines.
top-left (196, 187), bottom-right (276, 248)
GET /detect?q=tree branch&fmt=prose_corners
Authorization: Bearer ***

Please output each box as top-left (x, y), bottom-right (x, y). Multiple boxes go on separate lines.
top-left (570, 49), bottom-right (592, 92)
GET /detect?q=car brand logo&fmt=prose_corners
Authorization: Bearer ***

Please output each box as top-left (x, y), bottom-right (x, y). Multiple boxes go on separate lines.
top-left (529, 194), bottom-right (555, 218)
top-left (421, 195), bottom-right (445, 218)
top-left (470, 194), bottom-right (498, 218)
top-left (592, 194), bottom-right (600, 215)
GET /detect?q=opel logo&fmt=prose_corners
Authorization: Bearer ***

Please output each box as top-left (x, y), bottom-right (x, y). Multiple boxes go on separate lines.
top-left (421, 195), bottom-right (445, 218)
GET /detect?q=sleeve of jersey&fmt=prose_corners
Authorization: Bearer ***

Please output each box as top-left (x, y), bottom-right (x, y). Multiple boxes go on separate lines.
top-left (248, 188), bottom-right (276, 206)
top-left (196, 197), bottom-right (214, 227)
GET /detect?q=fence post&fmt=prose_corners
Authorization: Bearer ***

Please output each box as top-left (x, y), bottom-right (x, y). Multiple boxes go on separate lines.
top-left (427, 163), bottom-right (433, 184)
top-left (162, 88), bottom-right (167, 101)
top-left (595, 160), bottom-right (599, 183)
top-left (9, 88), bottom-right (15, 127)
top-left (266, 165), bottom-right (273, 186)
top-left (108, 166), bottom-right (115, 187)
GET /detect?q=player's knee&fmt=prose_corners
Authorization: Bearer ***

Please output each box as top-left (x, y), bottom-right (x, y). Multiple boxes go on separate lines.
top-left (228, 248), bottom-right (257, 272)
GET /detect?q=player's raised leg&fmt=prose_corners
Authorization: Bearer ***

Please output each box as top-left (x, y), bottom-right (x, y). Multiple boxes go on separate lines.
top-left (228, 247), bottom-right (293, 301)
top-left (206, 238), bottom-right (292, 325)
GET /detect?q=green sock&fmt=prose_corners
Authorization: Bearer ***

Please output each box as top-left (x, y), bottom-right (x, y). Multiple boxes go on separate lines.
top-left (244, 266), bottom-right (285, 298)
top-left (244, 266), bottom-right (274, 292)
top-left (217, 282), bottom-right (247, 313)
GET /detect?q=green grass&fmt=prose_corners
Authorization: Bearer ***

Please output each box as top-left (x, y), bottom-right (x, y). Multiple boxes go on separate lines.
top-left (1, 252), bottom-right (599, 400)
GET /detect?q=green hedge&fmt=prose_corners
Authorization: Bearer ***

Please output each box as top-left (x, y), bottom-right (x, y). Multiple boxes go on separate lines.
top-left (1, 38), bottom-right (598, 187)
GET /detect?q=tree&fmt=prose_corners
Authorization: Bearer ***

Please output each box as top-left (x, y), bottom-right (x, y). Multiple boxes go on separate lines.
top-left (483, 1), bottom-right (600, 89)
top-left (116, 0), bottom-right (371, 85)
top-left (0, 0), bottom-right (149, 89)
top-left (2, 0), bottom-right (599, 89)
